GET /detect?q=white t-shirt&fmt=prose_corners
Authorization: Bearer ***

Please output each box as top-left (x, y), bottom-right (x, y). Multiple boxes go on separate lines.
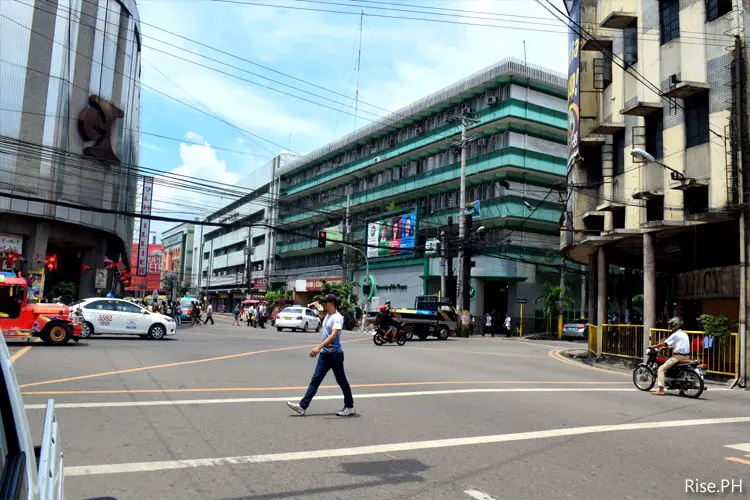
top-left (322, 311), bottom-right (345, 353)
top-left (207, 304), bottom-right (213, 314)
top-left (665, 329), bottom-right (690, 355)
top-left (504, 316), bottom-right (511, 328)
top-left (485, 315), bottom-right (492, 326)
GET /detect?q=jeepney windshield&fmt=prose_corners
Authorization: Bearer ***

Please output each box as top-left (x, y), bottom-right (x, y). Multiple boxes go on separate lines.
top-left (0, 285), bottom-right (26, 319)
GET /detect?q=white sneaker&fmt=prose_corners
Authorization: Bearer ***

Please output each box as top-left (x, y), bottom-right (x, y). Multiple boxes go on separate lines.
top-left (336, 407), bottom-right (355, 417)
top-left (287, 401), bottom-right (306, 415)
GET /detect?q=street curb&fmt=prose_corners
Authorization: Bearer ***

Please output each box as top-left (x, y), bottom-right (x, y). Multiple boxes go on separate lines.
top-left (556, 348), bottom-right (733, 387)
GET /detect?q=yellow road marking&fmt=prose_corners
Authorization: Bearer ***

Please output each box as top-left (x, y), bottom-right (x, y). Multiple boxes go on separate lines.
top-left (725, 457), bottom-right (750, 465)
top-left (19, 337), bottom-right (368, 389)
top-left (10, 345), bottom-right (33, 363)
top-left (20, 379), bottom-right (631, 396)
top-left (547, 348), bottom-right (630, 377)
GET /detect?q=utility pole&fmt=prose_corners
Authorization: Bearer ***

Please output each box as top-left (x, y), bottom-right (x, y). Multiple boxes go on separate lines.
top-left (446, 216), bottom-right (455, 306)
top-left (440, 230), bottom-right (447, 300)
top-left (456, 118), bottom-right (468, 320)
top-left (732, 0), bottom-right (747, 387)
top-left (344, 190), bottom-right (351, 283)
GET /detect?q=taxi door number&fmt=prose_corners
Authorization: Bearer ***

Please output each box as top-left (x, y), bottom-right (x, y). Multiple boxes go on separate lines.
top-left (98, 314), bottom-right (113, 323)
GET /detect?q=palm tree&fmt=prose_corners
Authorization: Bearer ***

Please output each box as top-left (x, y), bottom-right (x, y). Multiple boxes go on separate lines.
top-left (535, 282), bottom-right (574, 332)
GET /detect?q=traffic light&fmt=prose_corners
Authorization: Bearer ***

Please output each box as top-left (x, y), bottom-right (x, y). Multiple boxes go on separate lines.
top-left (317, 231), bottom-right (327, 248)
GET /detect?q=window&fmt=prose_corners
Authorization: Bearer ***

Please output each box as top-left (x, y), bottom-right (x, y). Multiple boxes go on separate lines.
top-left (623, 22), bottom-right (638, 68)
top-left (660, 0), bottom-right (680, 44)
top-left (252, 235), bottom-right (266, 248)
top-left (706, 0), bottom-right (731, 21)
top-left (117, 302), bottom-right (142, 313)
top-left (646, 196), bottom-right (664, 222)
top-left (613, 131), bottom-right (625, 175)
top-left (684, 186), bottom-right (709, 215)
top-left (86, 300), bottom-right (117, 311)
top-left (645, 111), bottom-right (664, 159)
top-left (685, 92), bottom-right (709, 148)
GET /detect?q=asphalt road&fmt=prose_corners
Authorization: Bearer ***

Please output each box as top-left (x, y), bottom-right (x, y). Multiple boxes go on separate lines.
top-left (7, 315), bottom-right (750, 500)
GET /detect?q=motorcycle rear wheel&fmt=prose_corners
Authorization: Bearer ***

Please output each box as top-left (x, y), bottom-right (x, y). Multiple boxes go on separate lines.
top-left (373, 333), bottom-right (386, 346)
top-left (396, 333), bottom-right (406, 346)
top-left (632, 365), bottom-right (655, 391)
top-left (679, 370), bottom-right (704, 399)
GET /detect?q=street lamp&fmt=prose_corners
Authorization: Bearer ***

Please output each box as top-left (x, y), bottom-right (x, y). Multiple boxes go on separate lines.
top-left (631, 148), bottom-right (685, 181)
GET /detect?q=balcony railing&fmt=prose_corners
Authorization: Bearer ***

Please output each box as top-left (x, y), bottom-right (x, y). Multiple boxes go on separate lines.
top-left (279, 146), bottom-right (566, 225)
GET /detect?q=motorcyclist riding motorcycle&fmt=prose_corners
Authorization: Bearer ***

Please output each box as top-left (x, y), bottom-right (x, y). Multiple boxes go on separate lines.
top-left (649, 317), bottom-right (691, 396)
top-left (376, 302), bottom-right (398, 341)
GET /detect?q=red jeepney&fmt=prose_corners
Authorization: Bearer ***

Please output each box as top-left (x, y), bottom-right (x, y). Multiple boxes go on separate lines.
top-left (0, 272), bottom-right (82, 345)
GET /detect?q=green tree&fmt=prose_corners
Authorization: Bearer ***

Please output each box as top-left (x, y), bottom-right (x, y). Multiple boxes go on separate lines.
top-left (52, 281), bottom-right (77, 304)
top-left (315, 280), bottom-right (359, 314)
top-left (697, 313), bottom-right (731, 338)
top-left (535, 282), bottom-right (573, 331)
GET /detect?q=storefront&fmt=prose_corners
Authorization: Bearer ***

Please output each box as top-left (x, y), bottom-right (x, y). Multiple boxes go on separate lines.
top-left (675, 265), bottom-right (739, 330)
top-left (293, 276), bottom-right (341, 306)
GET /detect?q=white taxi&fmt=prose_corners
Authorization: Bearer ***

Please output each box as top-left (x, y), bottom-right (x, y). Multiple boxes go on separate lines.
top-left (275, 306), bottom-right (321, 332)
top-left (73, 298), bottom-right (177, 340)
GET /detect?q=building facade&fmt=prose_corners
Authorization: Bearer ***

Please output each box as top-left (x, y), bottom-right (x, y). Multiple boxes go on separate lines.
top-left (274, 59), bottom-right (577, 321)
top-left (160, 223), bottom-right (194, 295)
top-left (0, 0), bottom-right (141, 298)
top-left (125, 242), bottom-right (161, 298)
top-left (562, 0), bottom-right (749, 381)
top-left (191, 155), bottom-right (288, 310)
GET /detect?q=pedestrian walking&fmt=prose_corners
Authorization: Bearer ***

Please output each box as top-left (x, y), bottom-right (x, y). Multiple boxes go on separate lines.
top-left (504, 313), bottom-right (512, 337)
top-left (287, 294), bottom-right (355, 416)
top-left (232, 304), bottom-right (241, 326)
top-left (484, 312), bottom-right (493, 337)
top-left (192, 303), bottom-right (202, 326)
top-left (174, 303), bottom-right (182, 325)
top-left (204, 303), bottom-right (215, 325)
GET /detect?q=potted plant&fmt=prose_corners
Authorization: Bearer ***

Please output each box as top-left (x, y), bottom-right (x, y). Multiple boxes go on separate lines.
top-left (697, 313), bottom-right (731, 342)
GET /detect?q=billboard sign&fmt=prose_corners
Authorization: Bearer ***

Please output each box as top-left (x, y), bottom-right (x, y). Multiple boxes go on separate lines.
top-left (366, 211), bottom-right (417, 258)
top-left (136, 177), bottom-right (154, 277)
top-left (0, 233), bottom-right (22, 254)
top-left (567, 0), bottom-right (581, 170)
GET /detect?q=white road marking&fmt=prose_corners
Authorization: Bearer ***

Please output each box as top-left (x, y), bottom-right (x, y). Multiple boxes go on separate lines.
top-left (64, 417), bottom-right (750, 477)
top-left (24, 387), bottom-right (644, 410)
top-left (725, 443), bottom-right (750, 453)
top-left (465, 489), bottom-right (498, 500)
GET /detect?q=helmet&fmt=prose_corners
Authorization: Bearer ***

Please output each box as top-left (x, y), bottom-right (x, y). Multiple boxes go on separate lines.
top-left (379, 305), bottom-right (387, 312)
top-left (668, 317), bottom-right (683, 329)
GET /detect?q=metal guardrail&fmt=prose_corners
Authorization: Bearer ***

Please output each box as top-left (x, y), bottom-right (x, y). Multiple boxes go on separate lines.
top-left (649, 329), bottom-right (739, 377)
top-left (588, 324), bottom-right (740, 378)
top-left (600, 324), bottom-right (645, 360)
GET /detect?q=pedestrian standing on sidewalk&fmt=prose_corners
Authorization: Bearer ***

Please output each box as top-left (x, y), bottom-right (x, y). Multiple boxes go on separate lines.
top-left (204, 303), bottom-right (215, 325)
top-left (484, 312), bottom-right (493, 337)
top-left (504, 313), bottom-right (512, 337)
top-left (287, 294), bottom-right (355, 417)
top-left (232, 304), bottom-right (241, 326)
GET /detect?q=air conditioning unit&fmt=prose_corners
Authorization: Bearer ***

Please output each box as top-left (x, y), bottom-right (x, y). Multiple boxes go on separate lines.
top-left (477, 138), bottom-right (488, 147)
top-left (374, 156), bottom-right (382, 162)
top-left (486, 96), bottom-right (498, 105)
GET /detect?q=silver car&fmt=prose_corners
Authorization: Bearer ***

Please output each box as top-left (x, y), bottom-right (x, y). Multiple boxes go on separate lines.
top-left (562, 319), bottom-right (589, 339)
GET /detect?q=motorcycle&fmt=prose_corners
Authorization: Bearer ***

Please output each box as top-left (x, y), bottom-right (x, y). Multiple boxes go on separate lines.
top-left (373, 326), bottom-right (407, 346)
top-left (632, 347), bottom-right (707, 398)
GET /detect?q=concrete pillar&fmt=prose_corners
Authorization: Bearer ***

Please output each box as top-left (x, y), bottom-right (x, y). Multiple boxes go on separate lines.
top-left (79, 241), bottom-right (107, 299)
top-left (588, 253), bottom-right (597, 324)
top-left (21, 221), bottom-right (49, 273)
top-left (643, 232), bottom-right (656, 362)
top-left (597, 247), bottom-right (607, 355)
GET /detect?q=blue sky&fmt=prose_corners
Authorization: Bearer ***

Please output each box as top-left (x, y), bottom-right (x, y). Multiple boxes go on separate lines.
top-left (136, 0), bottom-right (569, 237)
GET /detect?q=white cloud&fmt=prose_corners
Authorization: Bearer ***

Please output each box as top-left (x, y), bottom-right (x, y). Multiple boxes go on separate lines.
top-left (184, 131), bottom-right (204, 143)
top-left (147, 136), bottom-right (240, 238)
top-left (140, 141), bottom-right (167, 152)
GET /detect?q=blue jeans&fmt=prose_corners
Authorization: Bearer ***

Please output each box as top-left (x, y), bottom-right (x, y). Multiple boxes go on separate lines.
top-left (299, 351), bottom-right (354, 409)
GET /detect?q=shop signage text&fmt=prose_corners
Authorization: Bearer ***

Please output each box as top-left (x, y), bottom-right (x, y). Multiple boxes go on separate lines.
top-left (675, 266), bottom-right (739, 300)
top-left (375, 284), bottom-right (407, 291)
top-left (304, 277), bottom-right (342, 291)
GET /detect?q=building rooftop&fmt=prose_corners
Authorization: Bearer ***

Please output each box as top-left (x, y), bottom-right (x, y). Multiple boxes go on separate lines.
top-left (278, 57), bottom-right (566, 177)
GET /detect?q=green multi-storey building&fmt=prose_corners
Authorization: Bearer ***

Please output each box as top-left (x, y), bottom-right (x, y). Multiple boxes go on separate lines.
top-left (272, 58), bottom-right (579, 321)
